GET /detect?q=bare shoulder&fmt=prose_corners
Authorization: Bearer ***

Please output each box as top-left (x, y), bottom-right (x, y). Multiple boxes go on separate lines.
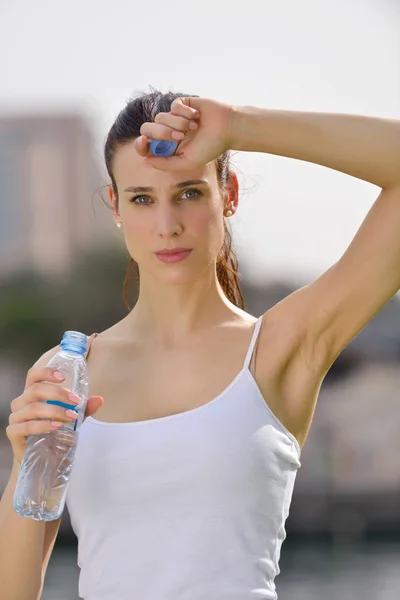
top-left (255, 293), bottom-right (329, 450)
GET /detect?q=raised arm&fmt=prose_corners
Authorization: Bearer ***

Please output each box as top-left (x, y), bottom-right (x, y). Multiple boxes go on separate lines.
top-left (229, 105), bottom-right (400, 368)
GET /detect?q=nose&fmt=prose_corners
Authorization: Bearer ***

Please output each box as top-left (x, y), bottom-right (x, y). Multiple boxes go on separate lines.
top-left (155, 204), bottom-right (183, 238)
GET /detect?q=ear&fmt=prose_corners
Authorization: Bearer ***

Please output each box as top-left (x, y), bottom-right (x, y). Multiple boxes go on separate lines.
top-left (108, 185), bottom-right (119, 222)
top-left (224, 172), bottom-right (239, 215)
top-left (108, 184), bottom-right (115, 205)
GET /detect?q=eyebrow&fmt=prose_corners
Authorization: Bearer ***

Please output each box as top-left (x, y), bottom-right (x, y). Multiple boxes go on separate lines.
top-left (123, 179), bottom-right (209, 193)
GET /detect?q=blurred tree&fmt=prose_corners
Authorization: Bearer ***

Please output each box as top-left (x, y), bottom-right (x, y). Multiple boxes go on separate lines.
top-left (0, 246), bottom-right (138, 365)
top-left (0, 272), bottom-right (61, 361)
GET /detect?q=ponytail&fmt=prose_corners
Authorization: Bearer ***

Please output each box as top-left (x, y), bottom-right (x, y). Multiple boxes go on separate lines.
top-left (216, 222), bottom-right (245, 309)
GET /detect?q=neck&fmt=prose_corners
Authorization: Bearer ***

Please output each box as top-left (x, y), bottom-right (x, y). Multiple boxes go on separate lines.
top-left (125, 271), bottom-right (238, 344)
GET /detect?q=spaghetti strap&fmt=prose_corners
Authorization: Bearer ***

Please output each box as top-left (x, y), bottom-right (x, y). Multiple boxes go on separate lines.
top-left (85, 333), bottom-right (98, 360)
top-left (243, 316), bottom-right (263, 370)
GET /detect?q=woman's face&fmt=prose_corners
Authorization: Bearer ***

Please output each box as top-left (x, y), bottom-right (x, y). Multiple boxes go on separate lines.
top-left (110, 140), bottom-right (237, 287)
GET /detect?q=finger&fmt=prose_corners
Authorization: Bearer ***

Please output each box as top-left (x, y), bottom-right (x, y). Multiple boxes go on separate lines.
top-left (11, 382), bottom-right (77, 413)
top-left (171, 98), bottom-right (200, 120)
top-left (25, 366), bottom-right (65, 390)
top-left (155, 112), bottom-right (198, 133)
top-left (134, 135), bottom-right (150, 157)
top-left (28, 382), bottom-right (78, 406)
top-left (9, 400), bottom-right (78, 425)
top-left (140, 122), bottom-right (185, 142)
top-left (84, 395), bottom-right (104, 419)
top-left (10, 395), bottom-right (103, 427)
top-left (6, 419), bottom-right (65, 441)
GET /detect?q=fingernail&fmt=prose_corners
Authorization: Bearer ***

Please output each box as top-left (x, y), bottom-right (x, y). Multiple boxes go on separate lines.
top-left (65, 409), bottom-right (78, 420)
top-left (54, 371), bottom-right (65, 381)
top-left (189, 121), bottom-right (198, 130)
top-left (68, 393), bottom-right (80, 404)
top-left (171, 131), bottom-right (185, 140)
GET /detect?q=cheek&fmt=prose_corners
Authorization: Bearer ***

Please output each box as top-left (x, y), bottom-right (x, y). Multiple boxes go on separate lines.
top-left (192, 206), bottom-right (225, 254)
top-left (121, 207), bottom-right (151, 237)
top-left (192, 202), bottom-right (223, 234)
top-left (119, 213), bottom-right (150, 260)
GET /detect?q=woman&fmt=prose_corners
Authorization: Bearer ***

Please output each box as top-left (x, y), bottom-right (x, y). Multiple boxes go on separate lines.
top-left (2, 89), bottom-right (400, 599)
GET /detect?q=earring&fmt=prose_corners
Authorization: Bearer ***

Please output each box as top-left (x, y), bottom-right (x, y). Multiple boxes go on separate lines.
top-left (116, 222), bottom-right (123, 229)
top-left (224, 210), bottom-right (233, 218)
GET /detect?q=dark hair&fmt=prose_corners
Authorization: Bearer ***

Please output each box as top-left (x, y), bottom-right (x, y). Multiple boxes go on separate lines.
top-left (104, 88), bottom-right (245, 312)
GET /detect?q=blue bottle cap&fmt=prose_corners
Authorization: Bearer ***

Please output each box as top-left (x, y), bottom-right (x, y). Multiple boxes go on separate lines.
top-left (60, 331), bottom-right (87, 355)
top-left (149, 139), bottom-right (178, 157)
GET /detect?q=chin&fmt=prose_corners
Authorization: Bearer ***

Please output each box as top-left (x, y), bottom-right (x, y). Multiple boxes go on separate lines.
top-left (155, 257), bottom-right (215, 288)
top-left (157, 266), bottom-right (200, 287)
top-left (138, 252), bottom-right (216, 287)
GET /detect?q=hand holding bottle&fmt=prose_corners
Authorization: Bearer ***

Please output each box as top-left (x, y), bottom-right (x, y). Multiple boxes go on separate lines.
top-left (6, 366), bottom-right (103, 466)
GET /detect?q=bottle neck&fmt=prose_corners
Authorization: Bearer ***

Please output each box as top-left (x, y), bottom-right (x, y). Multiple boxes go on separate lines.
top-left (59, 349), bottom-right (85, 359)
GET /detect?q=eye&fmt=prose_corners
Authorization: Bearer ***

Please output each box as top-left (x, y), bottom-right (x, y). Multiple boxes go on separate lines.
top-left (130, 195), bottom-right (152, 206)
top-left (130, 188), bottom-right (202, 206)
top-left (181, 188), bottom-right (202, 200)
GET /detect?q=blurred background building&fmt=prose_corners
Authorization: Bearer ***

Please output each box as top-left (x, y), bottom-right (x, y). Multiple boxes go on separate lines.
top-left (0, 114), bottom-right (113, 280)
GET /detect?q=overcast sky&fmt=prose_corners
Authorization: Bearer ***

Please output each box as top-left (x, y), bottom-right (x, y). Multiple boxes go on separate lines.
top-left (0, 0), bottom-right (399, 284)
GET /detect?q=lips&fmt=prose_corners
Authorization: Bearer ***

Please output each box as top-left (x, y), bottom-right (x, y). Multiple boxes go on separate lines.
top-left (155, 248), bottom-right (192, 256)
top-left (155, 248), bottom-right (192, 263)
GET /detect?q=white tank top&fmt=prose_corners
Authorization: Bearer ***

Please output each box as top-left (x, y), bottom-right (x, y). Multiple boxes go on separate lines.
top-left (66, 317), bottom-right (301, 600)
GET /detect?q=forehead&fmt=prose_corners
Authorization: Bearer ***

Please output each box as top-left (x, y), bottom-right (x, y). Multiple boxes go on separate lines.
top-left (112, 140), bottom-right (217, 190)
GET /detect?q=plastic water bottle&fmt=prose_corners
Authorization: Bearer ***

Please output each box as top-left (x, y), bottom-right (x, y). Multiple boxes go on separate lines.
top-left (13, 331), bottom-right (90, 522)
